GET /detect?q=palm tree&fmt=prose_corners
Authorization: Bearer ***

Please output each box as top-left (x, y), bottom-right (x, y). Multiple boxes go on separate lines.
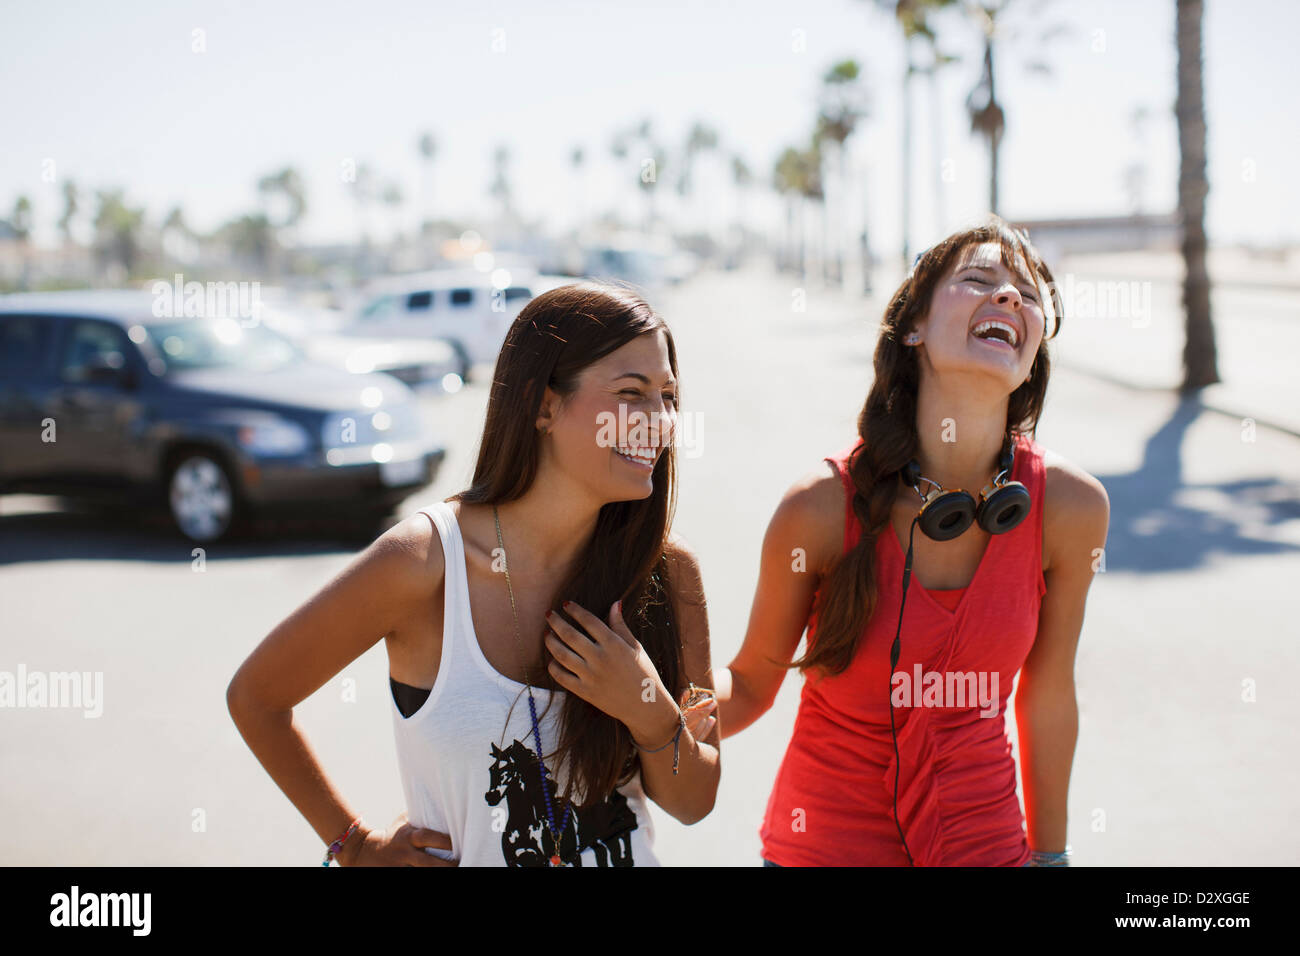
top-left (1175, 0), bottom-right (1218, 391)
top-left (962, 1), bottom-right (1067, 215)
top-left (58, 180), bottom-right (78, 247)
top-left (676, 121), bottom-right (720, 234)
top-left (773, 145), bottom-right (822, 280)
top-left (965, 8), bottom-right (1005, 215)
top-left (919, 35), bottom-right (961, 236)
top-left (217, 214), bottom-right (274, 275)
top-left (92, 189), bottom-right (145, 280)
top-left (874, 0), bottom-right (960, 266)
top-left (56, 180), bottom-right (81, 280)
top-left (567, 145), bottom-right (586, 235)
top-left (609, 130), bottom-right (629, 229)
top-left (730, 154), bottom-right (753, 262)
top-left (256, 167), bottom-right (306, 230)
top-left (639, 142), bottom-right (668, 232)
top-left (256, 166), bottom-right (306, 276)
top-left (815, 59), bottom-right (870, 285)
top-left (773, 148), bottom-right (802, 274)
top-left (11, 196), bottom-right (33, 289)
top-left (800, 141), bottom-right (826, 281)
top-left (489, 144), bottom-right (513, 229)
top-left (161, 205), bottom-right (197, 265)
top-left (348, 162), bottom-right (378, 272)
top-left (612, 118), bottom-right (667, 231)
top-left (381, 180), bottom-right (404, 258)
top-left (417, 131), bottom-right (437, 241)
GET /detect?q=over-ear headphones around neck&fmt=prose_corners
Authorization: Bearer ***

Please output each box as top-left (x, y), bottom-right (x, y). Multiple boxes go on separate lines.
top-left (886, 433), bottom-right (1031, 866)
top-left (900, 439), bottom-right (1030, 541)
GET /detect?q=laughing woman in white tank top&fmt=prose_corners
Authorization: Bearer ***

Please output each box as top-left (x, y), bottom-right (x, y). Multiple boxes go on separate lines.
top-left (227, 282), bottom-right (720, 866)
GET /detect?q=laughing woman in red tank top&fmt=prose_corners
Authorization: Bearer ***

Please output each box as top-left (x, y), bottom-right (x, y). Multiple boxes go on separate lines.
top-left (715, 215), bottom-right (1109, 866)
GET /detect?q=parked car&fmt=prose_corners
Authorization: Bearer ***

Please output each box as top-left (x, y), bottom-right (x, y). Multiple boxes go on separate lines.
top-left (346, 270), bottom-right (568, 376)
top-left (252, 299), bottom-right (465, 394)
top-left (0, 289), bottom-right (446, 543)
top-left (582, 236), bottom-right (700, 289)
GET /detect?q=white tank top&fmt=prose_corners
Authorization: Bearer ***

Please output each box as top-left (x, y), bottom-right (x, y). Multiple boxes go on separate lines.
top-left (389, 500), bottom-right (660, 867)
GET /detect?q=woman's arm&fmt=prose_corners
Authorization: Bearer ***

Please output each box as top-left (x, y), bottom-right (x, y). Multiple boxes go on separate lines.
top-left (630, 535), bottom-right (720, 825)
top-left (1014, 458), bottom-right (1109, 855)
top-left (716, 466), bottom-right (842, 737)
top-left (225, 513), bottom-right (441, 863)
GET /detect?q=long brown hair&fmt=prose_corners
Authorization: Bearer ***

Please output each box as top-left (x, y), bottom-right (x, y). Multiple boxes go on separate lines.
top-left (792, 214), bottom-right (1063, 678)
top-left (448, 281), bottom-right (687, 809)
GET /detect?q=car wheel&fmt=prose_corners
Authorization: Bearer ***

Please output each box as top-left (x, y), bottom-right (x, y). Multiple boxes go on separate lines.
top-left (167, 453), bottom-right (239, 543)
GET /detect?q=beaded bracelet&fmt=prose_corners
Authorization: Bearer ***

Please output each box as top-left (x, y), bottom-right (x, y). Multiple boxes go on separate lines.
top-left (322, 817), bottom-right (363, 867)
top-left (631, 710), bottom-right (687, 775)
top-left (1028, 845), bottom-right (1072, 867)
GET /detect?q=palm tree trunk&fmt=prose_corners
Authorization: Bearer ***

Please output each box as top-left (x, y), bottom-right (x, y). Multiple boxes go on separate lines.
top-left (821, 191), bottom-right (831, 284)
top-left (901, 61), bottom-right (913, 267)
top-left (836, 142), bottom-right (848, 285)
top-left (1176, 0), bottom-right (1219, 392)
top-left (990, 124), bottom-right (1001, 215)
top-left (985, 40), bottom-right (999, 215)
top-left (782, 198), bottom-right (792, 274)
top-left (798, 197), bottom-right (807, 281)
top-left (929, 65), bottom-right (946, 234)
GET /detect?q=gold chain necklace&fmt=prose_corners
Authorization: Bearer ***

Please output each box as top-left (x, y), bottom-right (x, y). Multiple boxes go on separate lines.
top-left (493, 503), bottom-right (571, 865)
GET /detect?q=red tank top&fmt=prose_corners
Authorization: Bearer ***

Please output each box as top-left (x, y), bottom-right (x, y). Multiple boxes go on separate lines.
top-left (759, 432), bottom-right (1047, 866)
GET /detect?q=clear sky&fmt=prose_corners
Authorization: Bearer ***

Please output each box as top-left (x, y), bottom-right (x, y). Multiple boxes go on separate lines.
top-left (3, 0), bottom-right (1296, 253)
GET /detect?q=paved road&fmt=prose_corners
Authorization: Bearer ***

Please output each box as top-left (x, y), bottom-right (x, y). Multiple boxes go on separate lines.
top-left (2, 266), bottom-right (1297, 865)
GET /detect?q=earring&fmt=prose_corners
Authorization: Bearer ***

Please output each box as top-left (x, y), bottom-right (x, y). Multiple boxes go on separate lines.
top-left (903, 332), bottom-right (920, 346)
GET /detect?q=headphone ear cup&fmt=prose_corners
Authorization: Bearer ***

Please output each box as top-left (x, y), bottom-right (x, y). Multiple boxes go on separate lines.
top-left (918, 490), bottom-right (976, 541)
top-left (976, 481), bottom-right (1031, 534)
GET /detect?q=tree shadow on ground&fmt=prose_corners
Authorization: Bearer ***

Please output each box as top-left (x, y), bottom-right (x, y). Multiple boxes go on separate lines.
top-left (1093, 392), bottom-right (1300, 573)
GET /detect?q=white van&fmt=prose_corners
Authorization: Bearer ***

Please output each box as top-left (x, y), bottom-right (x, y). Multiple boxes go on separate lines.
top-left (347, 271), bottom-right (567, 378)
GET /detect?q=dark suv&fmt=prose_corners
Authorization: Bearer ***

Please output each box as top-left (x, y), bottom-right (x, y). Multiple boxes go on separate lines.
top-left (0, 290), bottom-right (447, 542)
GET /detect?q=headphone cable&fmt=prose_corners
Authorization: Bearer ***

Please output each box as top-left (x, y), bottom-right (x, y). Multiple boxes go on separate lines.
top-left (889, 514), bottom-right (919, 866)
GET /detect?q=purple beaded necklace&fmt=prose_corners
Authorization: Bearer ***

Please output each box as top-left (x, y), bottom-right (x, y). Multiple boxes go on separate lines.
top-left (495, 505), bottom-right (572, 866)
top-left (526, 692), bottom-right (571, 865)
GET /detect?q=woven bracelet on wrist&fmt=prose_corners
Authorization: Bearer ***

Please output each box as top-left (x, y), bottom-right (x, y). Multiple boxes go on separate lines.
top-left (631, 711), bottom-right (687, 775)
top-left (1029, 845), bottom-right (1071, 867)
top-left (323, 817), bottom-right (362, 866)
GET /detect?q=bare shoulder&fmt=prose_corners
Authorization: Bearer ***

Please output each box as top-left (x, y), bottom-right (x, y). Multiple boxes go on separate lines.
top-left (1042, 448), bottom-right (1110, 572)
top-left (784, 459), bottom-right (846, 515)
top-left (766, 459), bottom-right (846, 579)
top-left (227, 505), bottom-right (448, 711)
top-left (372, 507), bottom-right (446, 623)
top-left (385, 506), bottom-right (447, 576)
top-left (1043, 448), bottom-right (1110, 518)
top-left (663, 531), bottom-right (705, 607)
top-left (661, 534), bottom-right (712, 690)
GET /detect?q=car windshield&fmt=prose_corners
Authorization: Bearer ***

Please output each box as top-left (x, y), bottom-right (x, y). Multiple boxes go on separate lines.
top-left (145, 318), bottom-right (303, 372)
top-left (360, 294), bottom-right (399, 319)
